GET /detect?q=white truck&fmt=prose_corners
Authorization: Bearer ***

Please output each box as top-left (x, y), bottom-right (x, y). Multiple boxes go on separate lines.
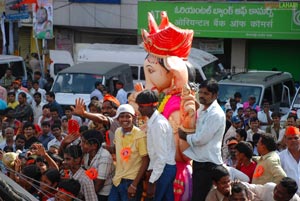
top-left (48, 50), bottom-right (74, 79)
top-left (76, 43), bottom-right (226, 85)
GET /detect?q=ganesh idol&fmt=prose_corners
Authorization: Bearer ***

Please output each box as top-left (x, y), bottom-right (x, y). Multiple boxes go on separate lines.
top-left (130, 11), bottom-right (199, 201)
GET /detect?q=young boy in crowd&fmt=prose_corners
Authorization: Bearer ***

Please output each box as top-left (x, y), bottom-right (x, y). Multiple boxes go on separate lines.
top-left (63, 145), bottom-right (98, 201)
top-left (108, 104), bottom-right (149, 201)
top-left (205, 165), bottom-right (231, 201)
top-left (81, 130), bottom-right (114, 201)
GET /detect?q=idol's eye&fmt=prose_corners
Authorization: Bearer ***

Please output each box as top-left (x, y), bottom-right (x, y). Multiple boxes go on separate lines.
top-left (146, 67), bottom-right (154, 74)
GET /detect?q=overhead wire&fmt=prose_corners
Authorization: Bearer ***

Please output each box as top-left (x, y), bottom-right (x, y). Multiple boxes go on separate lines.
top-left (53, 2), bottom-right (73, 11)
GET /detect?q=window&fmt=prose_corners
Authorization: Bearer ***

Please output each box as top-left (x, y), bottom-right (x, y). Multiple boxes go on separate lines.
top-left (273, 83), bottom-right (283, 103)
top-left (10, 61), bottom-right (25, 77)
top-left (131, 66), bottom-right (139, 80)
top-left (283, 80), bottom-right (296, 99)
top-left (218, 84), bottom-right (262, 105)
top-left (0, 63), bottom-right (9, 78)
top-left (262, 87), bottom-right (272, 104)
top-left (54, 63), bottom-right (71, 75)
top-left (53, 73), bottom-right (103, 93)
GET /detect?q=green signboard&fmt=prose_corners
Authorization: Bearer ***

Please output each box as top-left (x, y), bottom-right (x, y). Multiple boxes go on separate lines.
top-left (138, 1), bottom-right (300, 40)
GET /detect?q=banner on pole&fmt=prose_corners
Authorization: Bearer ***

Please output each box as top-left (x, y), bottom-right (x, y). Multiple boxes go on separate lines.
top-left (33, 0), bottom-right (53, 39)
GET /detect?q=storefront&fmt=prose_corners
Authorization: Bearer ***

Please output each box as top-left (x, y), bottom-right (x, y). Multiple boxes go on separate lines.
top-left (247, 40), bottom-right (300, 82)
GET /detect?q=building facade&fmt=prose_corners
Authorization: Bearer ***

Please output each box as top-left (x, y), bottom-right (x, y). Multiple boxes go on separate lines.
top-left (13, 0), bottom-right (300, 82)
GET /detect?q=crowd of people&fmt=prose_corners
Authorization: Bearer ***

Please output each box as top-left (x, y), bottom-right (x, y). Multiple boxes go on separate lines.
top-left (1, 7), bottom-right (299, 200)
top-left (0, 70), bottom-right (299, 201)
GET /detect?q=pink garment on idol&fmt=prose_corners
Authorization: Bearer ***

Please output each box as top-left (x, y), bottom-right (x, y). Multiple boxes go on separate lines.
top-left (161, 94), bottom-right (193, 201)
top-left (162, 95), bottom-right (181, 118)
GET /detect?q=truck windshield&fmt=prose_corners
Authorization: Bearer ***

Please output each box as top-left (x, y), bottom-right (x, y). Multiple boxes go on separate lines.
top-left (218, 84), bottom-right (262, 106)
top-left (202, 61), bottom-right (226, 81)
top-left (194, 60), bottom-right (226, 84)
top-left (54, 64), bottom-right (71, 75)
top-left (52, 73), bottom-right (103, 94)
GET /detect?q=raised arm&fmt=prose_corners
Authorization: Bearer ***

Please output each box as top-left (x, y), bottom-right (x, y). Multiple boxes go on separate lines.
top-left (72, 98), bottom-right (109, 124)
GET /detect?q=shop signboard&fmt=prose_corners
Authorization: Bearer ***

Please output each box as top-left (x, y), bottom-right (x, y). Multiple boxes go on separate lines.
top-left (5, 0), bottom-right (29, 20)
top-left (138, 1), bottom-right (300, 40)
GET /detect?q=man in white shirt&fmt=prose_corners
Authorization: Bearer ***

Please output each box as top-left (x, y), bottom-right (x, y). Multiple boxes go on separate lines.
top-left (278, 114), bottom-right (298, 145)
top-left (115, 81), bottom-right (127, 105)
top-left (266, 112), bottom-right (284, 142)
top-left (30, 80), bottom-right (47, 103)
top-left (224, 92), bottom-right (243, 116)
top-left (279, 126), bottom-right (300, 195)
top-left (31, 92), bottom-right (45, 124)
top-left (37, 104), bottom-right (52, 127)
top-left (257, 100), bottom-right (273, 131)
top-left (246, 117), bottom-right (265, 142)
top-left (222, 116), bottom-right (243, 160)
top-left (136, 90), bottom-right (176, 201)
top-left (47, 124), bottom-right (65, 150)
top-left (11, 80), bottom-right (33, 104)
top-left (179, 79), bottom-right (225, 201)
top-left (90, 81), bottom-right (104, 101)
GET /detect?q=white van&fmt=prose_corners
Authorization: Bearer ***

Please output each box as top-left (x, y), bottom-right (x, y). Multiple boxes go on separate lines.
top-left (51, 62), bottom-right (134, 108)
top-left (0, 55), bottom-right (28, 86)
top-left (48, 50), bottom-right (74, 79)
top-left (76, 43), bottom-right (225, 85)
top-left (218, 71), bottom-right (296, 114)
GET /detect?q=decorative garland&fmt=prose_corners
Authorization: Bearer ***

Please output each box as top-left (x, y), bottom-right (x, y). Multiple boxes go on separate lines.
top-left (158, 94), bottom-right (172, 113)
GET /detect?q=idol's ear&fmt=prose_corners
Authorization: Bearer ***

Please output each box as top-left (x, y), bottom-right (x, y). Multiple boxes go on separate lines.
top-left (164, 56), bottom-right (188, 90)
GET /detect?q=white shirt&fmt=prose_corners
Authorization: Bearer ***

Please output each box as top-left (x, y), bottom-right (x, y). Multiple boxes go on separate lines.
top-left (258, 110), bottom-right (273, 131)
top-left (30, 88), bottom-right (47, 103)
top-left (222, 125), bottom-right (237, 160)
top-left (116, 88), bottom-right (127, 104)
top-left (225, 165), bottom-right (250, 182)
top-left (15, 89), bottom-right (33, 104)
top-left (90, 89), bottom-right (103, 101)
top-left (37, 116), bottom-right (52, 128)
top-left (267, 124), bottom-right (284, 142)
top-left (224, 100), bottom-right (243, 112)
top-left (243, 182), bottom-right (300, 201)
top-left (83, 147), bottom-right (114, 196)
top-left (0, 141), bottom-right (6, 150)
top-left (61, 115), bottom-right (83, 126)
top-left (147, 110), bottom-right (176, 183)
top-left (279, 149), bottom-right (300, 195)
top-left (47, 137), bottom-right (64, 150)
top-left (246, 128), bottom-right (265, 142)
top-left (185, 100), bottom-right (225, 165)
top-left (278, 129), bottom-right (287, 143)
top-left (31, 101), bottom-right (45, 124)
